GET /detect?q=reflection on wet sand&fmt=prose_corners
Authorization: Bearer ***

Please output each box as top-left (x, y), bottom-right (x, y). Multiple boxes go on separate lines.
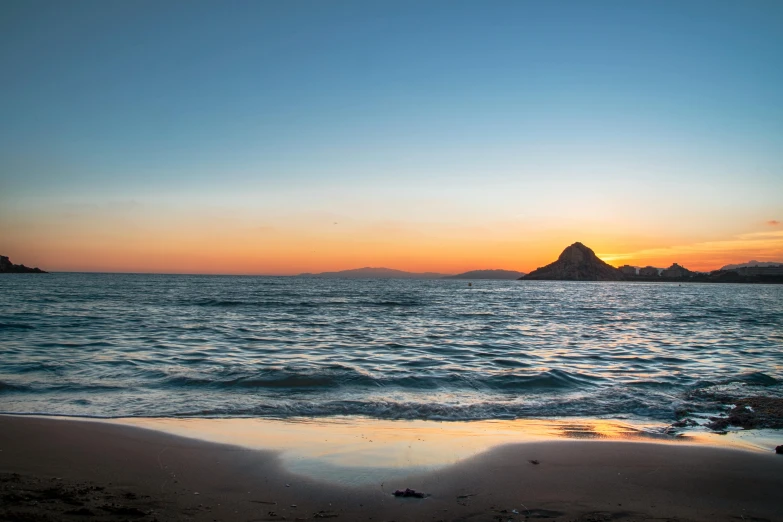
top-left (109, 416), bottom-right (774, 484)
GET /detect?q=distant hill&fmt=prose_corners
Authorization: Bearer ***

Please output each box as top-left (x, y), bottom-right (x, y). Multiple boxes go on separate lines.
top-left (522, 242), bottom-right (623, 281)
top-left (0, 255), bottom-right (46, 274)
top-left (721, 260), bottom-right (783, 270)
top-left (298, 267), bottom-right (450, 279)
top-left (443, 269), bottom-right (525, 280)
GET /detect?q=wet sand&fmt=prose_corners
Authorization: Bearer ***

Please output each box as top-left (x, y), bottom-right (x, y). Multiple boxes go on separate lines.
top-left (1, 415), bottom-right (781, 521)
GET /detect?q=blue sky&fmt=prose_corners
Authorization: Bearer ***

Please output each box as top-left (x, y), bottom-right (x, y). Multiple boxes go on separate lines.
top-left (1, 1), bottom-right (782, 273)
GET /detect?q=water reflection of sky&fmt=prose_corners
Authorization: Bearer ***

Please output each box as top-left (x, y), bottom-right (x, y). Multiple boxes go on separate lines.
top-left (112, 416), bottom-right (776, 485)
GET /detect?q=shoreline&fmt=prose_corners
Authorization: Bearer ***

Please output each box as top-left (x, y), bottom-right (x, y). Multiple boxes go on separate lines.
top-left (5, 413), bottom-right (781, 465)
top-left (2, 415), bottom-right (781, 521)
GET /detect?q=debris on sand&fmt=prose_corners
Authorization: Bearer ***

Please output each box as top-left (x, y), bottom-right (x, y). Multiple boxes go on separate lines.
top-left (776, 445), bottom-right (783, 455)
top-left (393, 488), bottom-right (427, 498)
top-left (0, 473), bottom-right (155, 521)
top-left (529, 459), bottom-right (540, 465)
top-left (99, 504), bottom-right (147, 517)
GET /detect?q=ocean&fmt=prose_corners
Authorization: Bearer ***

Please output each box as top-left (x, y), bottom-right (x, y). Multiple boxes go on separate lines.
top-left (1, 273), bottom-right (781, 426)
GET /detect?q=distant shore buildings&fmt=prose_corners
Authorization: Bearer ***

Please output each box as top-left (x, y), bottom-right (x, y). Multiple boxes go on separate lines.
top-left (611, 260), bottom-right (783, 282)
top-left (615, 263), bottom-right (694, 279)
top-left (661, 263), bottom-right (692, 278)
top-left (524, 245), bottom-right (783, 283)
top-left (734, 265), bottom-right (783, 276)
top-left (639, 266), bottom-right (659, 277)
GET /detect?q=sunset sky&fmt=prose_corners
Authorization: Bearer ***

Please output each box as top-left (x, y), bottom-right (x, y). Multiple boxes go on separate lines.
top-left (2, 1), bottom-right (782, 274)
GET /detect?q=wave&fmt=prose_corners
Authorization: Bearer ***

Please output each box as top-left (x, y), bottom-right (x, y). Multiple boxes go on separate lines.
top-left (0, 381), bottom-right (28, 392)
top-left (726, 371), bottom-right (778, 386)
top-left (691, 372), bottom-right (780, 390)
top-left (0, 390), bottom-right (676, 421)
top-left (190, 298), bottom-right (288, 307)
top-left (486, 369), bottom-right (601, 390)
top-left (144, 390), bottom-right (682, 421)
top-left (154, 368), bottom-right (602, 392)
top-left (36, 341), bottom-right (116, 349)
top-left (188, 298), bottom-right (423, 308)
top-left (162, 372), bottom-right (374, 389)
top-left (360, 300), bottom-right (423, 307)
top-left (0, 322), bottom-right (35, 330)
top-left (2, 373), bottom-right (780, 422)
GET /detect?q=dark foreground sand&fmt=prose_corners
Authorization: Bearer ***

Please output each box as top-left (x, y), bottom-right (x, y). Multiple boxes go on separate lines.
top-left (1, 416), bottom-right (781, 522)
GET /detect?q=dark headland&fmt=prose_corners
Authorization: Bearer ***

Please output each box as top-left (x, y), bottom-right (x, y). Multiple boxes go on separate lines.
top-left (521, 242), bottom-right (783, 283)
top-left (0, 255), bottom-right (46, 273)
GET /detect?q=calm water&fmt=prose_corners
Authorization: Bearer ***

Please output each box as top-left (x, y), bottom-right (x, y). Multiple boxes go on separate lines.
top-left (1, 274), bottom-right (781, 422)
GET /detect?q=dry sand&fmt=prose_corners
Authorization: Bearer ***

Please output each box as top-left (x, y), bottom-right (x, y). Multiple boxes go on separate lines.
top-left (1, 415), bottom-right (781, 521)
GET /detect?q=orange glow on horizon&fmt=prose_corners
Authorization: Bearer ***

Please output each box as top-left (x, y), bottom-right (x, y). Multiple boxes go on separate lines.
top-left (3, 225), bottom-right (782, 275)
top-left (2, 200), bottom-right (781, 275)
top-left (599, 230), bottom-right (783, 272)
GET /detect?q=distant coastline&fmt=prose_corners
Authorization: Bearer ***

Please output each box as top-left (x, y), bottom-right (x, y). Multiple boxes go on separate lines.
top-left (521, 242), bottom-right (783, 284)
top-left (5, 247), bottom-right (782, 282)
top-left (295, 244), bottom-right (782, 282)
top-left (297, 267), bottom-right (524, 280)
top-left (611, 271), bottom-right (783, 284)
top-left (442, 269), bottom-right (525, 280)
top-left (297, 267), bottom-right (450, 279)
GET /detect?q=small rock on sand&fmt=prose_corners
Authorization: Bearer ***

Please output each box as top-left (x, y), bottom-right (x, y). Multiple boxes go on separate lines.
top-left (393, 488), bottom-right (427, 498)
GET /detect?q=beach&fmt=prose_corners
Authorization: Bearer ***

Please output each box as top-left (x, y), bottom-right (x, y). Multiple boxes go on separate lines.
top-left (1, 415), bottom-right (781, 522)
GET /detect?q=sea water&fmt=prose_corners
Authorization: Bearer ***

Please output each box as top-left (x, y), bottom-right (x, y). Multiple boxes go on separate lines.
top-left (1, 274), bottom-right (781, 424)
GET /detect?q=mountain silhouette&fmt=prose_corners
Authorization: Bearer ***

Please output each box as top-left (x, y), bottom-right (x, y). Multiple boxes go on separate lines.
top-left (298, 267), bottom-right (449, 279)
top-left (443, 269), bottom-right (525, 280)
top-left (721, 260), bottom-right (783, 270)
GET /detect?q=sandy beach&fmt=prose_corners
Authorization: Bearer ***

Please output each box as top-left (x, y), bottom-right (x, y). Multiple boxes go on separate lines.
top-left (1, 415), bottom-right (781, 522)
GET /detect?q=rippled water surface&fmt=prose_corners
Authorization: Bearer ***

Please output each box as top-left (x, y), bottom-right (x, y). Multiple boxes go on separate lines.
top-left (1, 274), bottom-right (781, 421)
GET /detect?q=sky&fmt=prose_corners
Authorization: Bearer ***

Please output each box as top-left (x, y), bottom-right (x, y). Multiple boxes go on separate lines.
top-left (1, 0), bottom-right (782, 274)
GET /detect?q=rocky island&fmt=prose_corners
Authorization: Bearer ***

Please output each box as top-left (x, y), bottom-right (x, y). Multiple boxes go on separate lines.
top-left (522, 242), bottom-right (623, 281)
top-left (0, 255), bottom-right (47, 273)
